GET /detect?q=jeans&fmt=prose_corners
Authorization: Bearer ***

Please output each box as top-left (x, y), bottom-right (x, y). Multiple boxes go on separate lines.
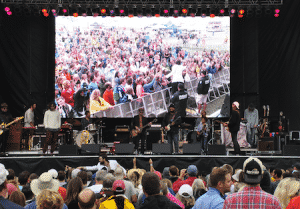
top-left (167, 131), bottom-right (179, 153)
top-left (247, 128), bottom-right (256, 146)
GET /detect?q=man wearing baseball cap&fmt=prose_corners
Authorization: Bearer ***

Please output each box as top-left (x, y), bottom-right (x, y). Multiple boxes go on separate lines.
top-left (0, 163), bottom-right (24, 208)
top-left (173, 165), bottom-right (198, 194)
top-left (223, 101), bottom-right (241, 155)
top-left (223, 157), bottom-right (281, 208)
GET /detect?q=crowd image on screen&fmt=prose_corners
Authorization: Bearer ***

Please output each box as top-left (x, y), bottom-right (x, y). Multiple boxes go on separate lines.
top-left (55, 17), bottom-right (230, 118)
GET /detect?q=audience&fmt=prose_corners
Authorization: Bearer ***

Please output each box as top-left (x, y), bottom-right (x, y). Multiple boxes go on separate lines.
top-left (78, 189), bottom-right (98, 209)
top-left (9, 191), bottom-right (26, 207)
top-left (65, 177), bottom-right (83, 209)
top-left (176, 184), bottom-right (195, 209)
top-left (36, 190), bottom-right (64, 209)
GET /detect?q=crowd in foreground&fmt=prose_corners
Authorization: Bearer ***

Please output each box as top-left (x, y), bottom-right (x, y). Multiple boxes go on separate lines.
top-left (1, 154), bottom-right (300, 209)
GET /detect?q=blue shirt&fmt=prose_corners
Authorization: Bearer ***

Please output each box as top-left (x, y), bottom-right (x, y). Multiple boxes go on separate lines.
top-left (192, 187), bottom-right (226, 209)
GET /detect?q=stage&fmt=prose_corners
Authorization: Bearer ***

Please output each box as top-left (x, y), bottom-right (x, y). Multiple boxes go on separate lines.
top-left (1, 148), bottom-right (300, 177)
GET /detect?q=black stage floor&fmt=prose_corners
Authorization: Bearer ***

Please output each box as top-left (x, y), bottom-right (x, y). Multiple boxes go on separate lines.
top-left (1, 152), bottom-right (299, 177)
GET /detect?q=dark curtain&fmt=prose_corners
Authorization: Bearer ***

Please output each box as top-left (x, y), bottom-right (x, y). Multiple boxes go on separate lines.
top-left (0, 1), bottom-right (300, 129)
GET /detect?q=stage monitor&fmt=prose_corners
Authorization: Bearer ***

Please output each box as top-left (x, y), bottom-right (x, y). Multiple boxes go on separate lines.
top-left (55, 16), bottom-right (230, 118)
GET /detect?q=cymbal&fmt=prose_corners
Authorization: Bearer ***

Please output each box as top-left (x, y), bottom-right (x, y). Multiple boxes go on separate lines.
top-left (181, 123), bottom-right (191, 127)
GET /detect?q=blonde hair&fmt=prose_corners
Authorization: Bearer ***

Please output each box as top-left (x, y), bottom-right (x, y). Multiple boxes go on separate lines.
top-left (192, 179), bottom-right (206, 191)
top-left (274, 177), bottom-right (300, 209)
top-left (175, 192), bottom-right (195, 208)
top-left (91, 89), bottom-right (101, 100)
top-left (36, 190), bottom-right (64, 209)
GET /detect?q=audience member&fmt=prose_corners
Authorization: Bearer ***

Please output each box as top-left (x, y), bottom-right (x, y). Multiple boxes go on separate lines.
top-left (223, 157), bottom-right (281, 209)
top-left (78, 189), bottom-right (98, 209)
top-left (65, 177), bottom-right (83, 209)
top-left (88, 170), bottom-right (106, 194)
top-left (192, 179), bottom-right (207, 201)
top-left (36, 190), bottom-right (64, 209)
top-left (9, 191), bottom-right (26, 207)
top-left (176, 184), bottom-right (195, 209)
top-left (160, 181), bottom-right (184, 209)
top-left (193, 167), bottom-right (231, 209)
top-left (173, 165), bottom-right (198, 193)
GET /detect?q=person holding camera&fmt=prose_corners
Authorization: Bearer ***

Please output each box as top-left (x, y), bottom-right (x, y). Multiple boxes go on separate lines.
top-left (172, 165), bottom-right (198, 194)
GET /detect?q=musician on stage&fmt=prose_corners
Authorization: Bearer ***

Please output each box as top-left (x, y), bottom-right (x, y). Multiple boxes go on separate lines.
top-left (24, 102), bottom-right (36, 150)
top-left (0, 103), bottom-right (13, 155)
top-left (243, 103), bottom-right (259, 148)
top-left (196, 110), bottom-right (210, 154)
top-left (43, 102), bottom-right (61, 155)
top-left (223, 101), bottom-right (241, 155)
top-left (131, 107), bottom-right (149, 154)
top-left (81, 111), bottom-right (92, 130)
top-left (162, 104), bottom-right (182, 154)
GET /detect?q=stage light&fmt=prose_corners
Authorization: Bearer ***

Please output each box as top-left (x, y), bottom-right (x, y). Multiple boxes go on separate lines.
top-left (200, 6), bottom-right (207, 17)
top-left (182, 8), bottom-right (188, 14)
top-left (238, 14), bottom-right (243, 18)
top-left (210, 14), bottom-right (215, 18)
top-left (73, 12), bottom-right (78, 17)
top-left (128, 14), bottom-right (134, 18)
top-left (230, 8), bottom-right (236, 14)
top-left (164, 9), bottom-right (169, 14)
top-left (91, 7), bottom-right (99, 17)
top-left (210, 6), bottom-right (216, 18)
top-left (7, 11), bottom-right (12, 15)
top-left (220, 9), bottom-right (225, 14)
top-left (238, 9), bottom-right (245, 15)
top-left (42, 8), bottom-right (47, 13)
top-left (63, 9), bottom-right (67, 13)
top-left (4, 7), bottom-right (10, 12)
top-left (120, 9), bottom-right (124, 14)
top-left (43, 12), bottom-right (49, 17)
top-left (274, 13), bottom-right (279, 17)
top-left (275, 9), bottom-right (280, 13)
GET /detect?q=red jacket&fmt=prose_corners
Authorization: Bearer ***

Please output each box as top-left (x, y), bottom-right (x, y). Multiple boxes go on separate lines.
top-left (172, 176), bottom-right (197, 193)
top-left (103, 89), bottom-right (115, 106)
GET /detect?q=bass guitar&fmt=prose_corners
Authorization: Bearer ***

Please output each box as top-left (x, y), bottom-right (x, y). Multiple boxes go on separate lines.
top-left (131, 118), bottom-right (157, 138)
top-left (164, 116), bottom-right (181, 133)
top-left (0, 116), bottom-right (24, 135)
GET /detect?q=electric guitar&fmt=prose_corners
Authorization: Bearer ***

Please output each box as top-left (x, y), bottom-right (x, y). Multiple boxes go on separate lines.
top-left (215, 120), bottom-right (229, 131)
top-left (131, 118), bottom-right (157, 138)
top-left (0, 116), bottom-right (24, 135)
top-left (164, 116), bottom-right (181, 133)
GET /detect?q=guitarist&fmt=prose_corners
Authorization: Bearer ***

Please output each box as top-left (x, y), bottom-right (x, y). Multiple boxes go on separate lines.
top-left (162, 104), bottom-right (182, 154)
top-left (196, 110), bottom-right (210, 154)
top-left (0, 103), bottom-right (13, 155)
top-left (131, 107), bottom-right (149, 154)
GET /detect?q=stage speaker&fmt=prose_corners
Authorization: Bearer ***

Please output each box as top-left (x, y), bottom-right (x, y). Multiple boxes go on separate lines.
top-left (114, 132), bottom-right (130, 143)
top-left (207, 145), bottom-right (226, 155)
top-left (220, 94), bottom-right (230, 117)
top-left (147, 130), bottom-right (161, 150)
top-left (152, 143), bottom-right (172, 154)
top-left (283, 145), bottom-right (300, 156)
top-left (183, 143), bottom-right (202, 154)
top-left (59, 145), bottom-right (78, 156)
top-left (115, 144), bottom-right (135, 154)
top-left (81, 144), bottom-right (101, 155)
top-left (258, 138), bottom-right (274, 151)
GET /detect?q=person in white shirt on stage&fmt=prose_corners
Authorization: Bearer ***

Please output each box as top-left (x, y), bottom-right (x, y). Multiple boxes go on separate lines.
top-left (166, 60), bottom-right (185, 95)
top-left (24, 102), bottom-right (36, 150)
top-left (77, 153), bottom-right (126, 175)
top-left (43, 102), bottom-right (61, 155)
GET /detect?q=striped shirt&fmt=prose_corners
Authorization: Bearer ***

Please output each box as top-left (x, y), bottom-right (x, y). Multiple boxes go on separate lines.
top-left (223, 185), bottom-right (282, 209)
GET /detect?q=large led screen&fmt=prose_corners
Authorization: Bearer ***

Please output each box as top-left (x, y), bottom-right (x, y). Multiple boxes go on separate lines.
top-left (55, 16), bottom-right (230, 118)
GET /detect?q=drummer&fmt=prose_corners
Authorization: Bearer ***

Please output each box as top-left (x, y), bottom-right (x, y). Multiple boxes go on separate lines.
top-left (81, 111), bottom-right (92, 130)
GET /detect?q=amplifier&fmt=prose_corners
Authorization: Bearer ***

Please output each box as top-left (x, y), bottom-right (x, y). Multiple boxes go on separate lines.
top-left (115, 125), bottom-right (130, 132)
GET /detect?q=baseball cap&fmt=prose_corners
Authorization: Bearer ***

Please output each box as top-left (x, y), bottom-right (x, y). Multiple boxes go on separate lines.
top-left (232, 169), bottom-right (242, 182)
top-left (243, 157), bottom-right (264, 184)
top-left (233, 101), bottom-right (240, 109)
top-left (187, 165), bottom-right (198, 176)
top-left (178, 184), bottom-right (193, 198)
top-left (112, 180), bottom-right (125, 192)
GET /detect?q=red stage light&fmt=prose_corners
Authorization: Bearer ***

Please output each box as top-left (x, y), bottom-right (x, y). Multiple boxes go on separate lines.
top-left (93, 13), bottom-right (99, 17)
top-left (4, 7), bottom-right (10, 12)
top-left (44, 12), bottom-right (49, 17)
top-left (52, 9), bottom-right (56, 14)
top-left (210, 14), bottom-right (215, 18)
top-left (120, 9), bottom-right (124, 14)
top-left (201, 14), bottom-right (206, 18)
top-left (274, 13), bottom-right (279, 17)
top-left (182, 8), bottom-right (188, 14)
top-left (42, 9), bottom-right (47, 13)
top-left (7, 11), bottom-right (12, 15)
top-left (238, 14), bottom-right (243, 18)
top-left (63, 9), bottom-right (67, 13)
top-left (164, 9), bottom-right (169, 14)
top-left (220, 9), bottom-right (225, 14)
top-left (73, 13), bottom-right (78, 17)
top-left (275, 9), bottom-right (280, 13)
top-left (101, 9), bottom-right (106, 14)
top-left (231, 9), bottom-right (236, 14)
top-left (128, 14), bottom-right (134, 18)
top-left (155, 14), bottom-right (160, 17)
top-left (239, 9), bottom-right (245, 15)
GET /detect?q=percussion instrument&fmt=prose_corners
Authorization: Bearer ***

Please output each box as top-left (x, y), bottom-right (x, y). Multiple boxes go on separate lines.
top-left (87, 124), bottom-right (98, 132)
top-left (75, 130), bottom-right (94, 147)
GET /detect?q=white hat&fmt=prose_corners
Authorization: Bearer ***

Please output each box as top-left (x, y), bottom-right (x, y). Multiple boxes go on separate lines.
top-left (0, 163), bottom-right (9, 185)
top-left (232, 169), bottom-right (242, 182)
top-left (48, 169), bottom-right (58, 179)
top-left (233, 101), bottom-right (240, 109)
top-left (178, 184), bottom-right (193, 198)
top-left (30, 172), bottom-right (60, 196)
top-left (114, 167), bottom-right (124, 180)
top-left (71, 169), bottom-right (81, 179)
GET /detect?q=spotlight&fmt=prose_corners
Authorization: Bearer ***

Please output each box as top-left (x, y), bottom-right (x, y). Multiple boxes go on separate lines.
top-left (275, 8), bottom-right (280, 14)
top-left (219, 9), bottom-right (225, 14)
top-left (4, 7), bottom-right (10, 12)
top-left (92, 6), bottom-right (99, 17)
top-left (181, 7), bottom-right (188, 16)
top-left (274, 13), bottom-right (279, 17)
top-left (238, 8), bottom-right (245, 15)
top-left (43, 12), bottom-right (49, 17)
top-left (210, 6), bottom-right (216, 18)
top-left (7, 11), bottom-right (12, 15)
top-left (128, 6), bottom-right (134, 17)
top-left (42, 8), bottom-right (47, 13)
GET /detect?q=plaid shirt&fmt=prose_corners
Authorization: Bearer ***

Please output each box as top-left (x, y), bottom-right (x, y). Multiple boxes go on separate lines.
top-left (223, 185), bottom-right (282, 209)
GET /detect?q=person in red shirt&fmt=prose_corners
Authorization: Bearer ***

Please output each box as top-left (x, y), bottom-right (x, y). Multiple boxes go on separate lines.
top-left (103, 82), bottom-right (115, 106)
top-left (61, 80), bottom-right (75, 107)
top-left (173, 165), bottom-right (198, 194)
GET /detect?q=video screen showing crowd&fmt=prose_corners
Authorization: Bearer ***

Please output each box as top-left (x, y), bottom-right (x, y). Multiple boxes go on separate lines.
top-left (55, 16), bottom-right (230, 119)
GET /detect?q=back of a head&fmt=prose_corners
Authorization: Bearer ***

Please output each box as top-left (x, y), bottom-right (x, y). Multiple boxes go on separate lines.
top-left (103, 173), bottom-right (116, 189)
top-left (274, 169), bottom-right (283, 179)
top-left (95, 170), bottom-right (107, 182)
top-left (78, 189), bottom-right (96, 209)
top-left (78, 170), bottom-right (88, 185)
top-left (19, 171), bottom-right (30, 185)
top-left (169, 165), bottom-right (179, 176)
top-left (36, 190), bottom-right (64, 209)
top-left (222, 164), bottom-right (233, 175)
top-left (142, 172), bottom-right (160, 196)
top-left (65, 177), bottom-right (83, 205)
top-left (209, 167), bottom-right (227, 188)
top-left (274, 177), bottom-right (300, 208)
top-left (9, 191), bottom-right (26, 207)
top-left (57, 171), bottom-right (66, 181)
top-left (7, 169), bottom-right (15, 181)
